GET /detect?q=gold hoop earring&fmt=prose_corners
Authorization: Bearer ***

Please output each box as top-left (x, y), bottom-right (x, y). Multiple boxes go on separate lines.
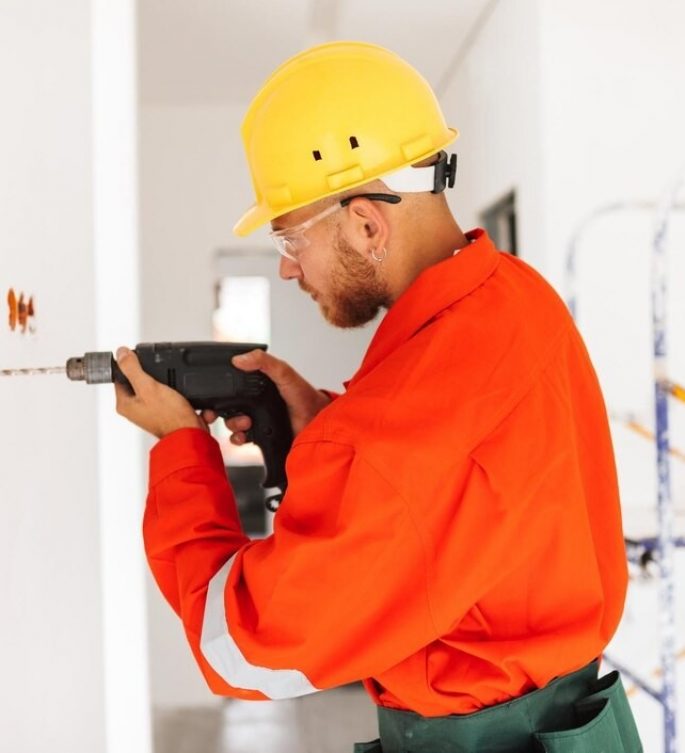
top-left (371, 247), bottom-right (387, 263)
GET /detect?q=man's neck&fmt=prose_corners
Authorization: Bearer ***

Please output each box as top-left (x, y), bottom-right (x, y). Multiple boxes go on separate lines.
top-left (387, 218), bottom-right (469, 304)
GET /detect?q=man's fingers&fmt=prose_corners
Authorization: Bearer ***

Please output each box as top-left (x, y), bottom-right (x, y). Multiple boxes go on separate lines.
top-left (201, 410), bottom-right (250, 434)
top-left (116, 346), bottom-right (156, 394)
top-left (232, 349), bottom-right (268, 371)
top-left (225, 414), bottom-right (252, 433)
top-left (230, 348), bottom-right (327, 436)
top-left (232, 349), bottom-right (293, 386)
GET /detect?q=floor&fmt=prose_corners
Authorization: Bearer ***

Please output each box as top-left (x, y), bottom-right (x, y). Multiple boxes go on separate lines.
top-left (153, 683), bottom-right (379, 753)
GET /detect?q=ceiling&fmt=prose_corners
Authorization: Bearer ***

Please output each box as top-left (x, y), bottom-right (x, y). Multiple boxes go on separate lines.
top-left (139, 0), bottom-right (493, 106)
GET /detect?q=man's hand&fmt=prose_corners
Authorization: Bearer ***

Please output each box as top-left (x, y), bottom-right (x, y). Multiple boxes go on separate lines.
top-left (202, 349), bottom-right (331, 444)
top-left (114, 346), bottom-right (207, 439)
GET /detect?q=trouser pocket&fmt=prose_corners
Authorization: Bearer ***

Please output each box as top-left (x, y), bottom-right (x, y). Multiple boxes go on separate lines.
top-left (534, 696), bottom-right (622, 752)
top-left (534, 671), bottom-right (643, 753)
top-left (353, 739), bottom-right (383, 753)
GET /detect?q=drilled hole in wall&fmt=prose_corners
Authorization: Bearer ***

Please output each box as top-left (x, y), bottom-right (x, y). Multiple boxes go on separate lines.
top-left (312, 150), bottom-right (322, 161)
top-left (349, 136), bottom-right (359, 149)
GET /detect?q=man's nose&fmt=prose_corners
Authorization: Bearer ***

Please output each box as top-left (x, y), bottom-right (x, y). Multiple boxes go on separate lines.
top-left (279, 254), bottom-right (302, 280)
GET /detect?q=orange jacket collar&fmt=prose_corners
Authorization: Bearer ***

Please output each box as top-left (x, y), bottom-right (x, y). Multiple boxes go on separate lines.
top-left (348, 228), bottom-right (500, 388)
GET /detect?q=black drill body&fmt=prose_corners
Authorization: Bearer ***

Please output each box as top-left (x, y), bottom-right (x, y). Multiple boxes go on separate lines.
top-left (110, 342), bottom-right (293, 502)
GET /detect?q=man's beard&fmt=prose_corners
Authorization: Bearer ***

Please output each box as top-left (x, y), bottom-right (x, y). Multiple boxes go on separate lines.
top-left (301, 232), bottom-right (392, 328)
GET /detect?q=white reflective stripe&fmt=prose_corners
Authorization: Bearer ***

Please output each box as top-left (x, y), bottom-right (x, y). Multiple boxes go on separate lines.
top-left (381, 162), bottom-right (436, 193)
top-left (200, 554), bottom-right (320, 700)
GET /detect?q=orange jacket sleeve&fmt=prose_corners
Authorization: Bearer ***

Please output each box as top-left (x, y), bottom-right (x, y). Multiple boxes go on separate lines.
top-left (144, 426), bottom-right (438, 699)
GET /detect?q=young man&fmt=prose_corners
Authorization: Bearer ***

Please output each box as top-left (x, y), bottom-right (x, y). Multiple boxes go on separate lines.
top-left (115, 42), bottom-right (641, 752)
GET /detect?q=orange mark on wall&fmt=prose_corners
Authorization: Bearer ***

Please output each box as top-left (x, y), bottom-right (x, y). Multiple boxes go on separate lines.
top-left (7, 288), bottom-right (17, 331)
top-left (7, 288), bottom-right (36, 334)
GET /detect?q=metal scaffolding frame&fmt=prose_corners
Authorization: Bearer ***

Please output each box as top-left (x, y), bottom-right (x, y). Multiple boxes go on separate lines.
top-left (565, 176), bottom-right (685, 753)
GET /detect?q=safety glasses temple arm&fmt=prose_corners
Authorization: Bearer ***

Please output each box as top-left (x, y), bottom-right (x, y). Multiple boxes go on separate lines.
top-left (340, 193), bottom-right (402, 207)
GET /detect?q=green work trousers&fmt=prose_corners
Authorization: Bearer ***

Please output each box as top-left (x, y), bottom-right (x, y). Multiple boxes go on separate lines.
top-left (354, 662), bottom-right (643, 752)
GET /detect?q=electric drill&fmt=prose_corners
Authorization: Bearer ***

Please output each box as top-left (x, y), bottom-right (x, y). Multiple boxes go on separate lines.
top-left (65, 341), bottom-right (293, 509)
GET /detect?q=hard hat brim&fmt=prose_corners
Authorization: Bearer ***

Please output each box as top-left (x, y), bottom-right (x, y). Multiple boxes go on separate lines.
top-left (233, 203), bottom-right (273, 237)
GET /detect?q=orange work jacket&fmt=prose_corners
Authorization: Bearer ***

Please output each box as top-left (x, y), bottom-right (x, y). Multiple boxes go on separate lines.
top-left (143, 228), bottom-right (628, 716)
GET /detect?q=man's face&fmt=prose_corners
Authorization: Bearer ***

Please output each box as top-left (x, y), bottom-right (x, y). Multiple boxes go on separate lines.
top-left (276, 209), bottom-right (392, 328)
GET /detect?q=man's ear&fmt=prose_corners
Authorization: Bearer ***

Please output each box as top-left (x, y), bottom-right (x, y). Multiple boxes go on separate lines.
top-left (346, 198), bottom-right (390, 256)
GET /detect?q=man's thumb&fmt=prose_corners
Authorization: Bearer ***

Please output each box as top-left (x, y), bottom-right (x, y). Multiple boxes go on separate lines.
top-left (115, 346), bottom-right (151, 392)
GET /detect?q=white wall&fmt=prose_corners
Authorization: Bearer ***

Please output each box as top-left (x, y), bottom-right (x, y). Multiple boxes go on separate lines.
top-left (538, 0), bottom-right (685, 283)
top-left (441, 0), bottom-right (546, 269)
top-left (0, 3), bottom-right (105, 751)
top-left (92, 1), bottom-right (152, 751)
top-left (0, 2), bottom-right (151, 751)
top-left (536, 0), bottom-right (685, 507)
top-left (140, 105), bottom-right (259, 343)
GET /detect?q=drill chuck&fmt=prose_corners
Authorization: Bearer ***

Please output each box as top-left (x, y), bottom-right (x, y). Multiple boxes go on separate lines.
top-left (66, 351), bottom-right (115, 385)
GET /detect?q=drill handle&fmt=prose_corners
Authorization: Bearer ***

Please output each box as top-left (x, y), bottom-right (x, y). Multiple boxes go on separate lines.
top-left (240, 398), bottom-right (293, 493)
top-left (217, 379), bottom-right (294, 496)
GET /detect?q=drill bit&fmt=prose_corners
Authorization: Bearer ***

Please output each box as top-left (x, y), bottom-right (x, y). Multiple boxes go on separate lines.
top-left (0, 366), bottom-right (66, 377)
top-left (0, 353), bottom-right (116, 383)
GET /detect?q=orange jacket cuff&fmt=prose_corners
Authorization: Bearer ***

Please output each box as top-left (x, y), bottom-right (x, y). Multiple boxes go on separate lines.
top-left (149, 428), bottom-right (225, 487)
top-left (319, 389), bottom-right (341, 403)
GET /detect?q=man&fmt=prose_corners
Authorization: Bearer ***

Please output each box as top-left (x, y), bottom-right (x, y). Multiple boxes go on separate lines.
top-left (116, 42), bottom-right (641, 752)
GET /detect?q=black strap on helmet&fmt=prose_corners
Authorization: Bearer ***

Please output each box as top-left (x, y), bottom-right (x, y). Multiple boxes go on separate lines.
top-left (432, 151), bottom-right (458, 194)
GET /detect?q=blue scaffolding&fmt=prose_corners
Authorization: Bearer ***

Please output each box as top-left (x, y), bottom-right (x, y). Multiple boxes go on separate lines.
top-left (565, 177), bottom-right (685, 753)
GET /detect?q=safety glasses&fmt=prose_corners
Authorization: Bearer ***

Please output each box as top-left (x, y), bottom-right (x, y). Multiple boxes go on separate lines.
top-left (268, 193), bottom-right (401, 261)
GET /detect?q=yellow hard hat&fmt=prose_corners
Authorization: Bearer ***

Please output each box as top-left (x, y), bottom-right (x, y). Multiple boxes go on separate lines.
top-left (233, 41), bottom-right (459, 236)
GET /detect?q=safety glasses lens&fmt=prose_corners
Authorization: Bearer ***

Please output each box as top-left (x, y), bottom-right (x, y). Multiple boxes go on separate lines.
top-left (270, 234), bottom-right (299, 261)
